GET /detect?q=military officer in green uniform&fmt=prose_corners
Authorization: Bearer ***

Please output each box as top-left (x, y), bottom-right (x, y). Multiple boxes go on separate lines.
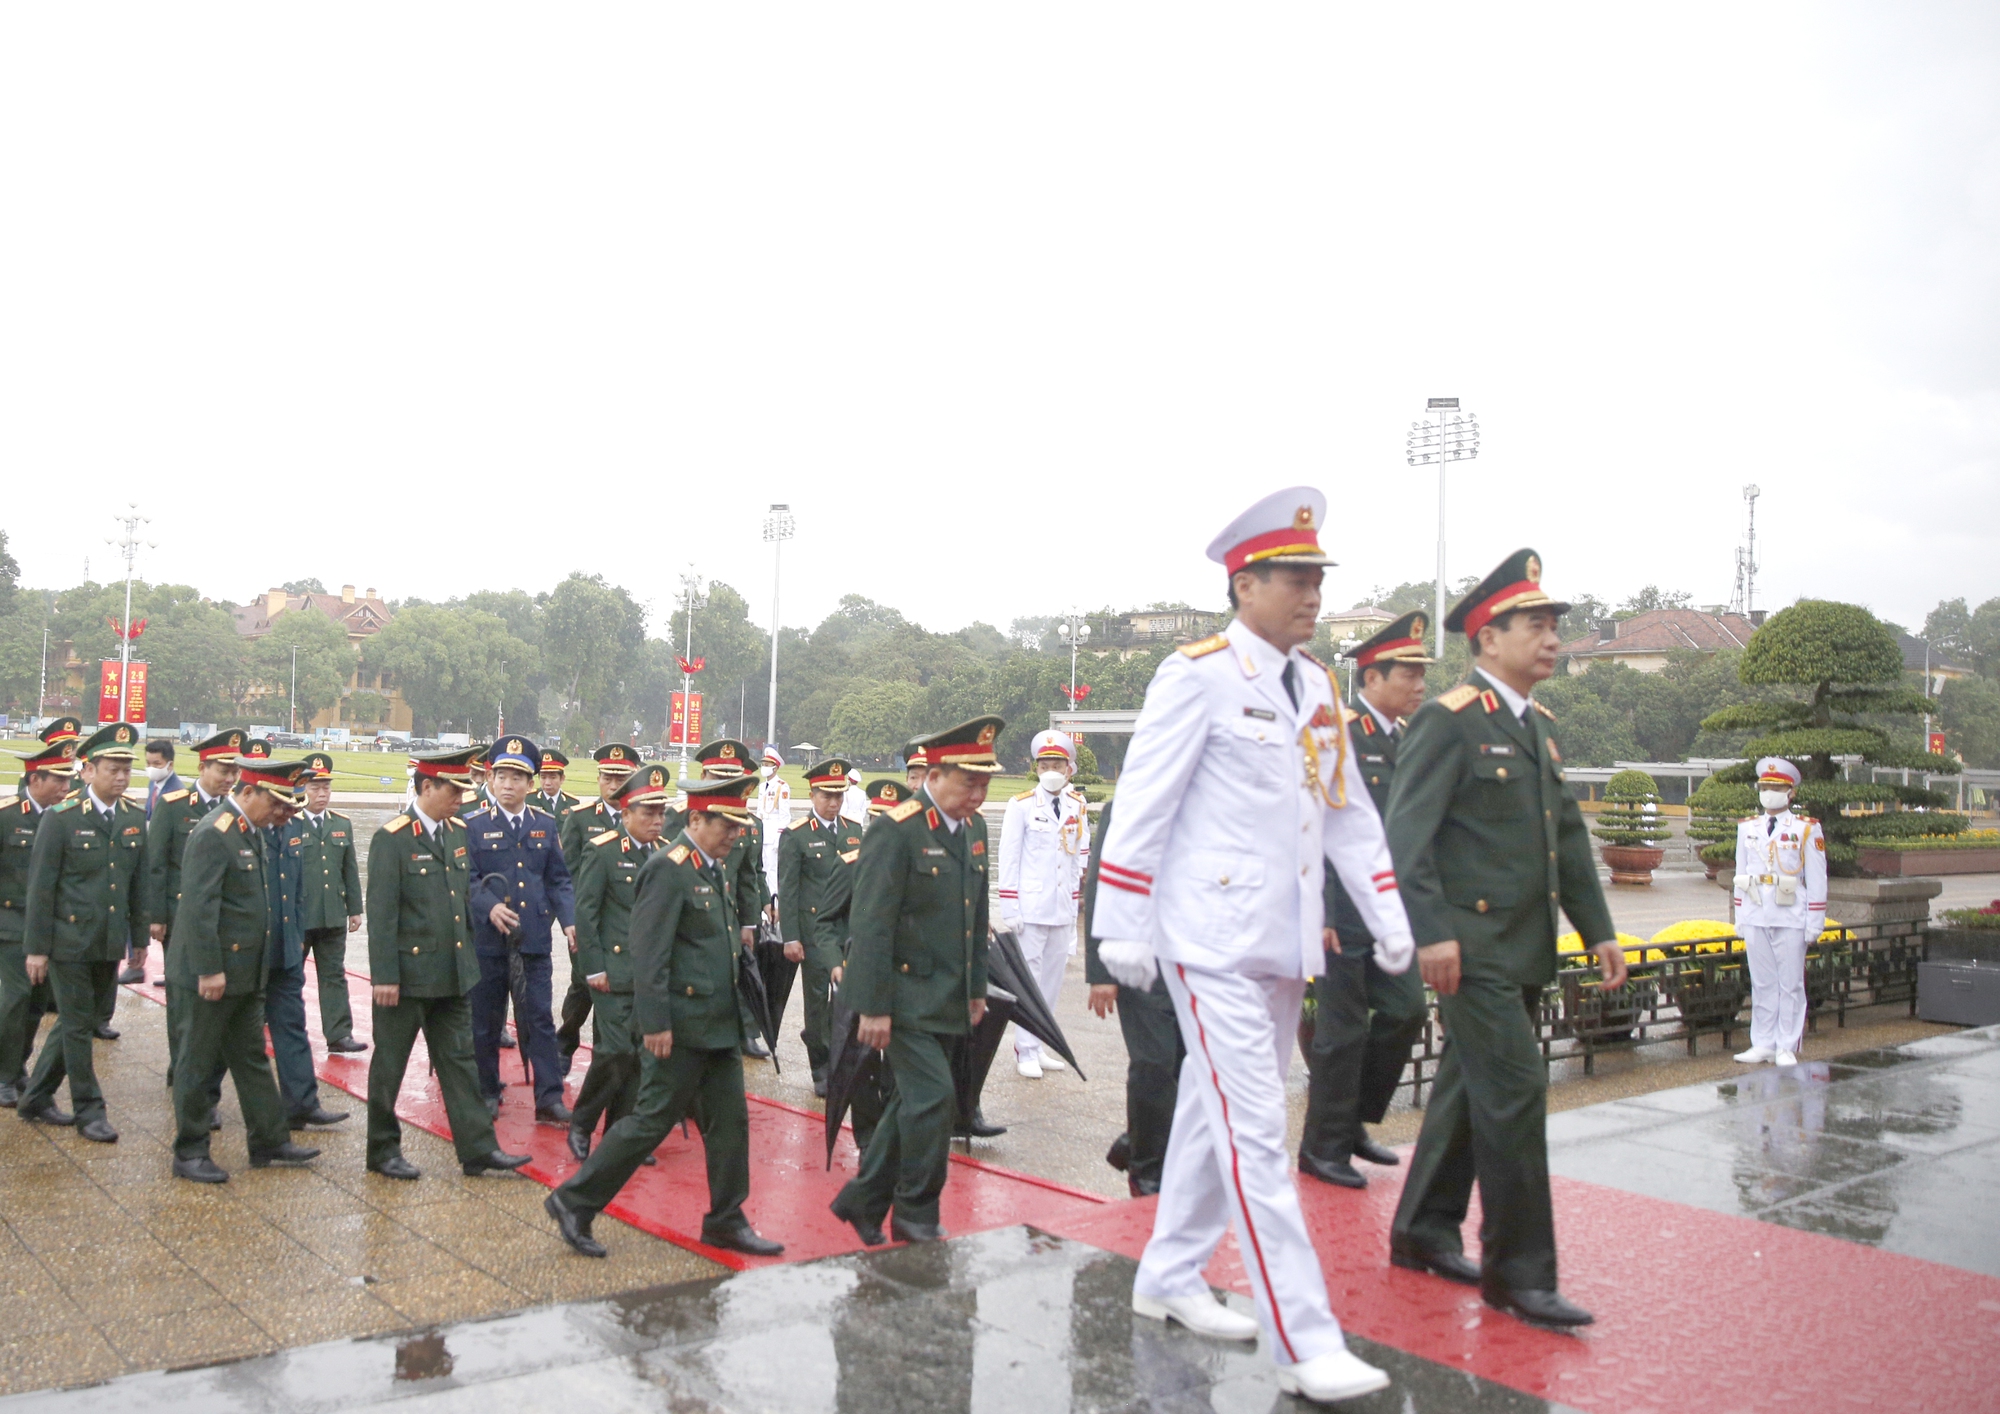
top-left (778, 757), bottom-right (863, 1094)
top-left (565, 762), bottom-right (674, 1161)
top-left (292, 752), bottom-right (366, 1052)
top-left (17, 723), bottom-right (149, 1141)
top-left (664, 739), bottom-right (775, 1061)
top-left (1387, 550), bottom-right (1626, 1328)
top-left (544, 773), bottom-right (784, 1260)
top-left (1, 739), bottom-right (77, 1104)
top-left (1299, 610), bottom-right (1435, 1189)
top-left (363, 748), bottom-right (531, 1182)
top-left (530, 748), bottom-right (579, 818)
top-left (147, 730), bottom-right (247, 1086)
top-left (555, 743), bottom-right (641, 1067)
top-left (830, 717), bottom-right (1001, 1247)
top-left (168, 757), bottom-right (325, 1182)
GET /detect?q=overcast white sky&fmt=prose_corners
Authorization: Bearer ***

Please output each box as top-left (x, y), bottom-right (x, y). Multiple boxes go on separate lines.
top-left (3, 4), bottom-right (1995, 638)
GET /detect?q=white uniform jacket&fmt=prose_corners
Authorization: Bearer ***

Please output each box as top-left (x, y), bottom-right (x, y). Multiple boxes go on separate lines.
top-left (1094, 618), bottom-right (1413, 978)
top-left (1732, 809), bottom-right (1828, 928)
top-left (997, 785), bottom-right (1090, 928)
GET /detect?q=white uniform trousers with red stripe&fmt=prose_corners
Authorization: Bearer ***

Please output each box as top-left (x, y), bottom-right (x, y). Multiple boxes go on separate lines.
top-left (1743, 924), bottom-right (1811, 1053)
top-left (1136, 962), bottom-right (1346, 1365)
top-left (1010, 921), bottom-right (1074, 1064)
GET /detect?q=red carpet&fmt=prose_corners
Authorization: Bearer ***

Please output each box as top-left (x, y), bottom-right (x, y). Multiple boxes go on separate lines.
top-left (124, 974), bottom-right (2000, 1412)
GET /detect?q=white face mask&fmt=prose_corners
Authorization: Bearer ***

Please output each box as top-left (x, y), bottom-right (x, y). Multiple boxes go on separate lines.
top-left (145, 764), bottom-right (173, 783)
top-left (1038, 770), bottom-right (1069, 793)
top-left (761, 764), bottom-right (776, 778)
top-left (1759, 789), bottom-right (1792, 811)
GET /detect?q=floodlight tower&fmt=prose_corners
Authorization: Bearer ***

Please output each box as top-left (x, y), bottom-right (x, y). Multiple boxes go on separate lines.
top-left (1406, 400), bottom-right (1480, 657)
top-left (1056, 612), bottom-right (1090, 703)
top-left (761, 505), bottom-right (794, 752)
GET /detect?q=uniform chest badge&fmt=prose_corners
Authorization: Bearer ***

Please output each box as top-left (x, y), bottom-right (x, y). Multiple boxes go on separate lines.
top-left (1307, 704), bottom-right (1337, 729)
top-left (971, 839), bottom-right (985, 855)
top-left (123, 825), bottom-right (142, 836)
top-left (530, 830), bottom-right (545, 839)
top-left (330, 830), bottom-right (346, 839)
top-left (453, 847), bottom-right (466, 859)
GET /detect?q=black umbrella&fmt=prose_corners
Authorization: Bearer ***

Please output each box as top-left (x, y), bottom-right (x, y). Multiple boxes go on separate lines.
top-left (986, 929), bottom-right (1086, 1078)
top-left (752, 917), bottom-right (799, 1046)
top-left (952, 984), bottom-right (1018, 1140)
top-left (734, 952), bottom-right (781, 1074)
top-left (823, 982), bottom-right (884, 1168)
top-left (477, 873), bottom-right (537, 1027)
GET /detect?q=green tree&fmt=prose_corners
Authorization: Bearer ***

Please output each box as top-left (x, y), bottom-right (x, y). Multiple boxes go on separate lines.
top-left (281, 578), bottom-right (327, 596)
top-left (1616, 585), bottom-right (1693, 615)
top-left (542, 573), bottom-right (646, 736)
top-left (827, 681), bottom-right (928, 761)
top-left (1699, 600), bottom-right (1960, 873)
top-left (249, 610), bottom-right (354, 728)
top-left (142, 597), bottom-right (247, 724)
top-left (0, 530), bottom-right (18, 615)
top-left (364, 606), bottom-right (533, 736)
top-left (1938, 675), bottom-right (2000, 769)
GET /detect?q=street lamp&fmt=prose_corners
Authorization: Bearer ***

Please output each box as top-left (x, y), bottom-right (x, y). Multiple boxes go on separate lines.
top-left (1055, 612), bottom-right (1091, 705)
top-left (678, 566), bottom-right (703, 777)
top-left (290, 645), bottom-right (299, 735)
top-left (761, 505), bottom-right (795, 752)
top-left (1406, 399), bottom-right (1479, 658)
top-left (1337, 636), bottom-right (1359, 703)
top-left (105, 505), bottom-right (154, 728)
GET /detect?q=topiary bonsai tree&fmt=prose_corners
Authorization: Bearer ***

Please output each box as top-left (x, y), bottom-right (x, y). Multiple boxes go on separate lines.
top-left (1698, 600), bottom-right (1963, 875)
top-left (1592, 769), bottom-right (1673, 847)
top-left (1687, 774), bottom-right (1755, 875)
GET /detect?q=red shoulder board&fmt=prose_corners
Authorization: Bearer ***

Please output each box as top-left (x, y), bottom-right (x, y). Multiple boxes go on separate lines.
top-left (1479, 689), bottom-right (1501, 714)
top-left (926, 807), bottom-right (941, 831)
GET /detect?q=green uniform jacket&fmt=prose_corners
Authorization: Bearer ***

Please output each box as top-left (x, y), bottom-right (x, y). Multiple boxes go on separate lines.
top-left (292, 810), bottom-right (363, 931)
top-left (573, 823), bottom-right (650, 993)
top-left (842, 792), bottom-right (988, 1033)
top-left (1327, 708), bottom-right (1398, 947)
top-left (1, 798), bottom-right (54, 943)
top-left (530, 788), bottom-right (580, 822)
top-left (364, 808), bottom-right (481, 998)
top-left (560, 797), bottom-right (620, 862)
top-left (24, 794), bottom-right (149, 962)
top-left (628, 833), bottom-right (743, 1048)
top-left (145, 786), bottom-right (227, 928)
top-left (1385, 672), bottom-right (1615, 987)
top-left (166, 803), bottom-right (274, 996)
top-left (777, 813), bottom-right (863, 969)
top-left (664, 809), bottom-right (767, 924)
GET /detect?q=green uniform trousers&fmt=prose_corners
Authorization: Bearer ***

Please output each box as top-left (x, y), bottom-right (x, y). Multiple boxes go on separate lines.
top-left (568, 991), bottom-right (639, 1140)
top-left (556, 1043), bottom-right (749, 1231)
top-left (0, 941), bottom-right (52, 1083)
top-left (1391, 978), bottom-right (1556, 1291)
top-left (173, 991), bottom-right (290, 1160)
top-left (19, 960), bottom-right (119, 1124)
top-left (1301, 950), bottom-right (1427, 1165)
top-left (800, 956), bottom-right (834, 1079)
top-left (839, 1026), bottom-right (955, 1226)
top-left (304, 926), bottom-right (355, 1042)
top-left (164, 982), bottom-right (227, 1110)
top-left (366, 995), bottom-right (499, 1168)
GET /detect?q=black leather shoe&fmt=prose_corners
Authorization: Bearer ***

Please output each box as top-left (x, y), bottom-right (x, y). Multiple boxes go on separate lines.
top-left (742, 1036), bottom-right (771, 1060)
top-left (1483, 1285), bottom-right (1594, 1327)
top-left (1129, 1175), bottom-right (1161, 1197)
top-left (498, 1030), bottom-right (516, 1049)
top-left (535, 1101), bottom-right (573, 1126)
top-left (78, 1117), bottom-right (119, 1143)
top-left (462, 1149), bottom-right (533, 1177)
top-left (567, 1126), bottom-right (591, 1161)
top-left (890, 1215), bottom-right (947, 1244)
top-left (174, 1155), bottom-right (229, 1184)
top-left (830, 1193), bottom-right (885, 1247)
top-left (954, 1109), bottom-right (1006, 1139)
top-left (483, 1094), bottom-right (501, 1118)
top-left (1390, 1242), bottom-right (1481, 1286)
top-left (1354, 1136), bottom-right (1401, 1167)
top-left (208, 1108), bottom-right (221, 1132)
top-left (290, 1108), bottom-right (349, 1129)
top-left (19, 1100), bottom-right (74, 1126)
top-left (703, 1223), bottom-right (784, 1257)
top-left (545, 1192), bottom-right (606, 1257)
top-left (93, 1024), bottom-right (120, 1041)
top-left (1106, 1133), bottom-right (1132, 1172)
top-left (640, 1154), bottom-right (656, 1167)
top-left (812, 1077), bottom-right (828, 1099)
top-left (117, 965), bottom-right (146, 985)
top-left (250, 1141), bottom-right (321, 1167)
top-left (1299, 1154), bottom-right (1366, 1189)
top-left (369, 1154), bottom-right (421, 1181)
top-left (326, 1036), bottom-right (368, 1054)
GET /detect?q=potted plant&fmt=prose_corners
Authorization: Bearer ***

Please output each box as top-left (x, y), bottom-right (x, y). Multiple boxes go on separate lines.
top-left (1687, 776), bottom-right (1753, 881)
top-left (1593, 769), bottom-right (1672, 884)
top-left (1931, 901), bottom-right (2000, 965)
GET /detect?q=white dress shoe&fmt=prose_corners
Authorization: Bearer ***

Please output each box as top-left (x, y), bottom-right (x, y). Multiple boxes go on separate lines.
top-left (1734, 1047), bottom-right (1774, 1064)
top-left (1016, 1056), bottom-right (1044, 1079)
top-left (1775, 1050), bottom-right (1798, 1067)
top-left (1131, 1291), bottom-right (1259, 1341)
top-left (1277, 1349), bottom-right (1392, 1403)
top-left (1037, 1054), bottom-right (1066, 1072)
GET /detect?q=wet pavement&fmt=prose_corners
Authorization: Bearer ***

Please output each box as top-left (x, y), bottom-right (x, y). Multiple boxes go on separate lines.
top-left (0, 1226), bottom-right (1573, 1414)
top-left (1547, 1023), bottom-right (2000, 1277)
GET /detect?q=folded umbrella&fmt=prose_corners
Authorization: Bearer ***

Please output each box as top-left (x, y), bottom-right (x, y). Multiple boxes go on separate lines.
top-left (753, 917), bottom-right (799, 1043)
top-left (823, 981), bottom-right (884, 1168)
top-left (734, 952), bottom-right (781, 1074)
top-left (953, 984), bottom-right (1018, 1141)
top-left (986, 929), bottom-right (1086, 1079)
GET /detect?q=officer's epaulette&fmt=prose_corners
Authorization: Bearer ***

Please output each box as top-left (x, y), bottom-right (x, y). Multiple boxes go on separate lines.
top-left (13, 799), bottom-right (29, 813)
top-left (1011, 788), bottom-right (1036, 802)
top-left (789, 815), bottom-right (816, 831)
top-left (568, 800), bottom-right (597, 814)
top-left (666, 843), bottom-right (691, 865)
top-left (1532, 700), bottom-right (1557, 722)
top-left (447, 816), bottom-right (465, 829)
top-left (328, 809), bottom-right (350, 821)
top-left (213, 811), bottom-right (238, 833)
top-left (1436, 685), bottom-right (1480, 712)
top-left (886, 797), bottom-right (925, 823)
top-left (51, 798), bottom-right (77, 813)
top-left (591, 828), bottom-right (620, 846)
top-left (1740, 815), bottom-right (1760, 824)
top-left (1297, 647), bottom-right (1327, 668)
top-left (1177, 633), bottom-right (1229, 659)
top-left (1349, 708), bottom-right (1369, 730)
top-left (160, 788), bottom-right (190, 804)
top-left (382, 813), bottom-right (411, 834)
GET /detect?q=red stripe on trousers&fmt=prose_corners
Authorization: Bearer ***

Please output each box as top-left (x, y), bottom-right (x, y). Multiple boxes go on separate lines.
top-left (1175, 964), bottom-right (1297, 1364)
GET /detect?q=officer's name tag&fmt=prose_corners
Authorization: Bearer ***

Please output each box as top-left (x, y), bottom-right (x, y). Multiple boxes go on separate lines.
top-left (921, 846), bottom-right (947, 857)
top-left (1362, 753), bottom-right (1387, 763)
top-left (1242, 707), bottom-right (1276, 721)
top-left (1478, 744), bottom-right (1515, 756)
top-left (694, 883), bottom-right (713, 895)
top-left (481, 831), bottom-right (506, 841)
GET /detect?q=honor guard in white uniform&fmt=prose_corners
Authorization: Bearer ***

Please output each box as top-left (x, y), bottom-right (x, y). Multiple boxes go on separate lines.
top-left (1094, 487), bottom-right (1414, 1406)
top-left (998, 730), bottom-right (1090, 1078)
top-left (756, 746), bottom-right (791, 894)
top-left (1732, 757), bottom-right (1827, 1067)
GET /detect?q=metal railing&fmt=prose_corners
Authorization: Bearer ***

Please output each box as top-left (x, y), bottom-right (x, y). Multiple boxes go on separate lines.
top-left (1392, 917), bottom-right (1928, 1106)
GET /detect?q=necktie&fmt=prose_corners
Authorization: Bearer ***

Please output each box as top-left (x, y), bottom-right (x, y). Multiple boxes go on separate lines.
top-left (1768, 816), bottom-right (1776, 837)
top-left (1281, 659), bottom-right (1299, 709)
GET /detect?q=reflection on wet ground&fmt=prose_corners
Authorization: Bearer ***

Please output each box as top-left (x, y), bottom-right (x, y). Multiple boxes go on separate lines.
top-left (0, 1227), bottom-right (1576, 1414)
top-left (1547, 1024), bottom-right (2000, 1276)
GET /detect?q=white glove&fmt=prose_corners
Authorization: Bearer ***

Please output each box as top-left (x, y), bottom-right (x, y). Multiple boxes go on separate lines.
top-left (999, 915), bottom-right (1022, 935)
top-left (1373, 929), bottom-right (1415, 976)
top-left (1099, 938), bottom-right (1159, 991)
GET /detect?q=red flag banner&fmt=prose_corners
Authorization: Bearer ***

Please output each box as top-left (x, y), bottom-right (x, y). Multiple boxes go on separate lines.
top-left (670, 691), bottom-right (705, 745)
top-left (1929, 731), bottom-right (1948, 757)
top-left (1060, 683), bottom-right (1093, 703)
top-left (676, 656), bottom-right (706, 676)
top-left (125, 662), bottom-right (148, 723)
top-left (98, 662), bottom-right (121, 724)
